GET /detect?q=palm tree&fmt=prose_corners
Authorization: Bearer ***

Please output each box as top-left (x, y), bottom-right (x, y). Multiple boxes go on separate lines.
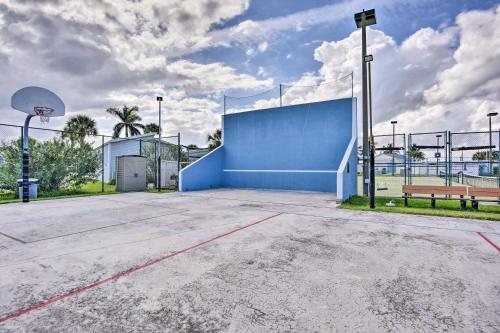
top-left (143, 123), bottom-right (159, 134)
top-left (106, 105), bottom-right (145, 138)
top-left (207, 128), bottom-right (222, 151)
top-left (408, 144), bottom-right (425, 161)
top-left (62, 114), bottom-right (98, 144)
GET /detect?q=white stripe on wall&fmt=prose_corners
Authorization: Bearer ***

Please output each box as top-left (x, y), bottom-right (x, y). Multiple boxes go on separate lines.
top-left (223, 169), bottom-right (337, 173)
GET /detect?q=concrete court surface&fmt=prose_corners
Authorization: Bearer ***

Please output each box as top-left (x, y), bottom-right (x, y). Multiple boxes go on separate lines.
top-left (0, 189), bottom-right (499, 332)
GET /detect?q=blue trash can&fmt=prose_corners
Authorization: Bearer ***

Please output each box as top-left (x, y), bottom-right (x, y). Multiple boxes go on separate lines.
top-left (17, 178), bottom-right (39, 199)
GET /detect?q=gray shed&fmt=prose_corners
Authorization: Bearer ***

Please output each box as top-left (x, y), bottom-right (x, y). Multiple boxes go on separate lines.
top-left (115, 155), bottom-right (147, 192)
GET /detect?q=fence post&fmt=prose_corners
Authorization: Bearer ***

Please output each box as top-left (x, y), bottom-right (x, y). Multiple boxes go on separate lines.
top-left (351, 72), bottom-right (354, 99)
top-left (404, 133), bottom-right (407, 185)
top-left (177, 132), bottom-right (181, 174)
top-left (154, 142), bottom-right (158, 189)
top-left (279, 84), bottom-right (282, 107)
top-left (408, 134), bottom-right (412, 185)
top-left (448, 131), bottom-right (452, 187)
top-left (158, 143), bottom-right (161, 192)
top-left (101, 135), bottom-right (105, 192)
top-left (223, 95), bottom-right (226, 115)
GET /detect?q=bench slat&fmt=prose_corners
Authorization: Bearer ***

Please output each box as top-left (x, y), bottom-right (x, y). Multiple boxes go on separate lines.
top-left (468, 187), bottom-right (500, 197)
top-left (402, 185), bottom-right (467, 196)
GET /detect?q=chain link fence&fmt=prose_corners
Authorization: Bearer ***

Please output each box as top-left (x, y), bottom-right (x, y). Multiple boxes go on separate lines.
top-left (408, 131), bottom-right (449, 186)
top-left (224, 73), bottom-right (353, 114)
top-left (0, 123), bottom-right (183, 201)
top-left (357, 130), bottom-right (499, 198)
top-left (359, 133), bottom-right (407, 197)
top-left (450, 130), bottom-right (499, 188)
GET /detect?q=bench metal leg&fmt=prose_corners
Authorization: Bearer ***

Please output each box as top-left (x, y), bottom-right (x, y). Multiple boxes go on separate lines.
top-left (404, 195), bottom-right (408, 207)
top-left (431, 194), bottom-right (435, 208)
top-left (460, 195), bottom-right (466, 210)
top-left (471, 196), bottom-right (478, 210)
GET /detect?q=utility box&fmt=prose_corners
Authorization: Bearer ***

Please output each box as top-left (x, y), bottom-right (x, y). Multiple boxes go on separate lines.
top-left (17, 178), bottom-right (38, 199)
top-left (116, 155), bottom-right (146, 192)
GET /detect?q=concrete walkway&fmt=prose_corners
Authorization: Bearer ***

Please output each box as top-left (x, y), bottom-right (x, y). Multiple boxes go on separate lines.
top-left (0, 189), bottom-right (498, 332)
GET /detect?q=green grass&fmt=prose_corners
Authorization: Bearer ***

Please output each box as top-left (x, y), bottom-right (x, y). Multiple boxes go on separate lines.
top-left (340, 195), bottom-right (500, 221)
top-left (0, 181), bottom-right (117, 204)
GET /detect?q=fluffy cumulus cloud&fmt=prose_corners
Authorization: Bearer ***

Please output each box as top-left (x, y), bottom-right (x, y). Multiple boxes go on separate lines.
top-left (0, 0), bottom-right (273, 145)
top-left (284, 5), bottom-right (500, 136)
top-left (1, 0), bottom-right (499, 146)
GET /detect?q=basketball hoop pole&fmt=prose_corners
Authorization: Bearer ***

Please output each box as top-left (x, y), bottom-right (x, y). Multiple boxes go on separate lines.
top-left (22, 115), bottom-right (34, 202)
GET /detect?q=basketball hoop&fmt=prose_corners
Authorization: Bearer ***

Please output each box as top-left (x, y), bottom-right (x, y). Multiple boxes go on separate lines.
top-left (34, 106), bottom-right (54, 124)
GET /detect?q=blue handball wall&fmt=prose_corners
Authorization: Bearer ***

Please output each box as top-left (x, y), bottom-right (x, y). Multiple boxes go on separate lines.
top-left (180, 98), bottom-right (357, 201)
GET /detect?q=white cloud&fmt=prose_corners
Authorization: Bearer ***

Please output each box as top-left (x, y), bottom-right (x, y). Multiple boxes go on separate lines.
top-left (165, 60), bottom-right (273, 93)
top-left (257, 66), bottom-right (267, 77)
top-left (230, 5), bottom-right (500, 138)
top-left (212, 0), bottom-right (402, 45)
top-left (0, 0), bottom-right (268, 146)
top-left (284, 5), bottom-right (500, 136)
top-left (257, 41), bottom-right (269, 53)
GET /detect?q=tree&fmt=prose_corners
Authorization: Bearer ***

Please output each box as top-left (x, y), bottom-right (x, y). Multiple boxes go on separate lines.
top-left (143, 123), bottom-right (159, 134)
top-left (62, 115), bottom-right (98, 145)
top-left (408, 144), bottom-right (425, 161)
top-left (207, 128), bottom-right (222, 151)
top-left (472, 150), bottom-right (498, 161)
top-left (106, 105), bottom-right (145, 138)
top-left (0, 137), bottom-right (99, 192)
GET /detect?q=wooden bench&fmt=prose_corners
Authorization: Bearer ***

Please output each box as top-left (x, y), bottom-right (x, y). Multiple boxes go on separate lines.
top-left (402, 185), bottom-right (468, 209)
top-left (468, 187), bottom-right (500, 209)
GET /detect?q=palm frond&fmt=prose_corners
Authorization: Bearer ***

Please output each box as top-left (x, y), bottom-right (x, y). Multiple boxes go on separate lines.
top-left (113, 123), bottom-right (125, 138)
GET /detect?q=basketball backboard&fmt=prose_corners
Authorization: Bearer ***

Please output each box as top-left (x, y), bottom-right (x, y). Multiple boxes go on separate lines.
top-left (11, 86), bottom-right (65, 117)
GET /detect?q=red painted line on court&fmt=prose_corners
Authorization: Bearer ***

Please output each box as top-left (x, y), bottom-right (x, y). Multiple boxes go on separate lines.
top-left (477, 232), bottom-right (500, 252)
top-left (0, 213), bottom-right (282, 324)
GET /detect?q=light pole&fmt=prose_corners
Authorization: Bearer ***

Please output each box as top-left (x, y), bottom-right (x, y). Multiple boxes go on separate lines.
top-left (157, 96), bottom-right (163, 191)
top-left (354, 8), bottom-right (376, 196)
top-left (391, 120), bottom-right (397, 176)
top-left (487, 112), bottom-right (498, 175)
top-left (436, 134), bottom-right (442, 177)
top-left (365, 54), bottom-right (375, 208)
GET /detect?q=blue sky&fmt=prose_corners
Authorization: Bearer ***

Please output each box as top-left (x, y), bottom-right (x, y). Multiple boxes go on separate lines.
top-left (0, 0), bottom-right (499, 145)
top-left (189, 0), bottom-right (499, 95)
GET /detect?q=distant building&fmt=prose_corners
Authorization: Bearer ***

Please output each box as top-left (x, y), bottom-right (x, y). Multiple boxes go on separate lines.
top-left (374, 153), bottom-right (405, 175)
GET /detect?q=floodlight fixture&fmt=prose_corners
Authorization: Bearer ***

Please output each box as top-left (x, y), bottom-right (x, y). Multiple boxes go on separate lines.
top-left (364, 54), bottom-right (373, 62)
top-left (354, 9), bottom-right (376, 28)
top-left (157, 96), bottom-right (163, 102)
top-left (487, 112), bottom-right (498, 117)
top-left (391, 120), bottom-right (397, 124)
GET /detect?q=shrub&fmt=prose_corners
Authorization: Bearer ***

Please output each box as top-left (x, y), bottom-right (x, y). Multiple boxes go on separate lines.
top-left (0, 137), bottom-right (100, 192)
